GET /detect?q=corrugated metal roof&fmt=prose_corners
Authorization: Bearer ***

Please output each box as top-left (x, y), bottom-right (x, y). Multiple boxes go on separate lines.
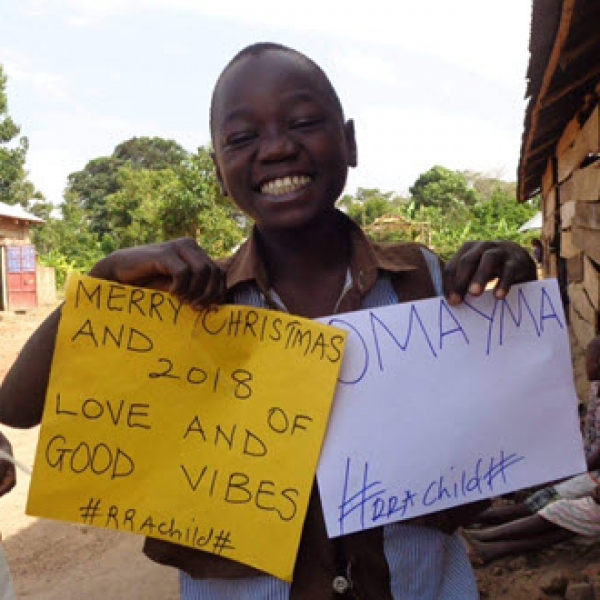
top-left (0, 201), bottom-right (44, 223)
top-left (518, 0), bottom-right (600, 200)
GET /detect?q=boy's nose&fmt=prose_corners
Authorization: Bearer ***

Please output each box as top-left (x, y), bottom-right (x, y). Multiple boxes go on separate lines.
top-left (257, 129), bottom-right (298, 162)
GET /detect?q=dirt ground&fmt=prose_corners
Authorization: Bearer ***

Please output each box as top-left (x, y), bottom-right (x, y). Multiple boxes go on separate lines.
top-left (0, 304), bottom-right (599, 599)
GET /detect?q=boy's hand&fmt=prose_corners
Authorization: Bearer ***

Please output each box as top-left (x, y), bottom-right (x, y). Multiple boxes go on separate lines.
top-left (0, 432), bottom-right (16, 497)
top-left (89, 238), bottom-right (225, 310)
top-left (443, 241), bottom-right (537, 306)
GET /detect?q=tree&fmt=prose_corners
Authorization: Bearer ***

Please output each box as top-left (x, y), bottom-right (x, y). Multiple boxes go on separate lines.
top-left (409, 165), bottom-right (479, 211)
top-left (348, 167), bottom-right (540, 260)
top-left (66, 137), bottom-right (188, 237)
top-left (469, 187), bottom-right (538, 242)
top-left (66, 156), bottom-right (123, 237)
top-left (340, 187), bottom-right (400, 227)
top-left (112, 137), bottom-right (187, 170)
top-left (102, 165), bottom-right (169, 248)
top-left (461, 170), bottom-right (517, 202)
top-left (38, 140), bottom-right (248, 283)
top-left (0, 64), bottom-right (40, 207)
top-left (100, 146), bottom-right (246, 253)
top-left (161, 146), bottom-right (243, 240)
top-left (33, 191), bottom-right (104, 287)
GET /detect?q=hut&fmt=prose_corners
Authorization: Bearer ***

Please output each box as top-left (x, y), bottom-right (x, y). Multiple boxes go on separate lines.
top-left (0, 201), bottom-right (46, 310)
top-left (518, 0), bottom-right (600, 351)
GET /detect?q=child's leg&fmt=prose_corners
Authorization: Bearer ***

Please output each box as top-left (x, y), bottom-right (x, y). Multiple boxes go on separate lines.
top-left (473, 502), bottom-right (532, 526)
top-left (462, 528), bottom-right (573, 565)
top-left (475, 486), bottom-right (560, 527)
top-left (466, 514), bottom-right (559, 542)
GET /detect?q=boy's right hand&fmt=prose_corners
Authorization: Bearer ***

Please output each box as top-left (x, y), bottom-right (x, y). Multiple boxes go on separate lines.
top-left (89, 238), bottom-right (225, 310)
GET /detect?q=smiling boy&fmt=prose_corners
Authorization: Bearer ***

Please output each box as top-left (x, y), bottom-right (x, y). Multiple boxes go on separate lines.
top-left (0, 43), bottom-right (537, 599)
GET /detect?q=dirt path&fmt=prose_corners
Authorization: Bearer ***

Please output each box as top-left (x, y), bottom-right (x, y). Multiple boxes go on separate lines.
top-left (0, 306), bottom-right (178, 599)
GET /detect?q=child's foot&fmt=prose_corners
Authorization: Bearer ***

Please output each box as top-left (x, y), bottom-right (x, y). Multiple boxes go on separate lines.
top-left (462, 527), bottom-right (487, 542)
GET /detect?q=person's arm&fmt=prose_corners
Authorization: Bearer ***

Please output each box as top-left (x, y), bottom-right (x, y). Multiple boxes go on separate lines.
top-left (0, 238), bottom-right (224, 429)
top-left (0, 307), bottom-right (61, 428)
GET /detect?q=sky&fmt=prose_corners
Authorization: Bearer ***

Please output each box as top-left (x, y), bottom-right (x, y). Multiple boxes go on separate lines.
top-left (1, 0), bottom-right (533, 207)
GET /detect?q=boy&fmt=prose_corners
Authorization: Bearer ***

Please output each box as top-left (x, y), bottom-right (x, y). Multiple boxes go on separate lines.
top-left (0, 43), bottom-right (537, 598)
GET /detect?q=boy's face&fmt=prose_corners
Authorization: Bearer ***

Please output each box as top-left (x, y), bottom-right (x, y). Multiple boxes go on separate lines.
top-left (211, 50), bottom-right (357, 231)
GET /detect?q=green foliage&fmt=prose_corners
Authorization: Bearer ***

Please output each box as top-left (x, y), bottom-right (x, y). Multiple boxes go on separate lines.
top-left (0, 64), bottom-right (41, 207)
top-left (339, 188), bottom-right (403, 227)
top-left (197, 203), bottom-right (247, 257)
top-left (37, 250), bottom-right (77, 289)
top-left (461, 170), bottom-right (517, 201)
top-left (409, 165), bottom-right (479, 212)
top-left (0, 69), bottom-right (20, 142)
top-left (34, 139), bottom-right (247, 287)
top-left (66, 156), bottom-right (122, 237)
top-left (66, 137), bottom-right (188, 238)
top-left (103, 165), bottom-right (169, 247)
top-left (345, 168), bottom-right (539, 261)
top-left (100, 147), bottom-right (246, 252)
top-left (112, 137), bottom-right (187, 169)
top-left (33, 192), bottom-right (105, 287)
top-left (159, 147), bottom-right (245, 243)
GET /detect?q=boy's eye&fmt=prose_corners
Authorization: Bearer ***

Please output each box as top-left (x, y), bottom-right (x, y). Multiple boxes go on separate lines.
top-left (290, 117), bottom-right (321, 130)
top-left (226, 131), bottom-right (257, 146)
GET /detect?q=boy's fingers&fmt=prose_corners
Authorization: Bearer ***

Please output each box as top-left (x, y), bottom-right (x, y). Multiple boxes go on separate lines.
top-left (89, 238), bottom-right (226, 308)
top-left (172, 240), bottom-right (225, 306)
top-left (444, 241), bottom-right (536, 305)
top-left (444, 242), bottom-right (495, 304)
top-left (468, 248), bottom-right (506, 295)
top-left (493, 257), bottom-right (520, 299)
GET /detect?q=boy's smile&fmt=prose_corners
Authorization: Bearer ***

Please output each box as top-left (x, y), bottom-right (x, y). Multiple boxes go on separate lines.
top-left (211, 50), bottom-right (356, 231)
top-left (258, 174), bottom-right (312, 198)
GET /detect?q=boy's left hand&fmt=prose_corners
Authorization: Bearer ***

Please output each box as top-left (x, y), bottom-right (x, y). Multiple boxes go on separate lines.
top-left (443, 241), bottom-right (537, 306)
top-left (0, 432), bottom-right (16, 497)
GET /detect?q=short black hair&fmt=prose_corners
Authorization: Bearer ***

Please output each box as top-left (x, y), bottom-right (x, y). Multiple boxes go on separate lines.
top-left (210, 42), bottom-right (345, 140)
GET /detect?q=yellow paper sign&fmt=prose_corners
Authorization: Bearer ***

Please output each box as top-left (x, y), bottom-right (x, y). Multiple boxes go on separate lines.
top-left (27, 274), bottom-right (346, 581)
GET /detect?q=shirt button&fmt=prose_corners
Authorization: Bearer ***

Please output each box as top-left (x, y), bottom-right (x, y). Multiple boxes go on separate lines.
top-left (332, 575), bottom-right (351, 594)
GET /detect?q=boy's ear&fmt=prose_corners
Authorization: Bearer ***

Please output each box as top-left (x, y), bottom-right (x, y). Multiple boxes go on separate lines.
top-left (345, 119), bottom-right (358, 168)
top-left (210, 151), bottom-right (228, 196)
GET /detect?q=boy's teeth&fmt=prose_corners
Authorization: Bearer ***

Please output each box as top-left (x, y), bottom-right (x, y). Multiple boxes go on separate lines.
top-left (261, 175), bottom-right (310, 196)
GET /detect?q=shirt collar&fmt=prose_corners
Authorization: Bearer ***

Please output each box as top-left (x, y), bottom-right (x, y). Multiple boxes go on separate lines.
top-left (223, 210), bottom-right (419, 295)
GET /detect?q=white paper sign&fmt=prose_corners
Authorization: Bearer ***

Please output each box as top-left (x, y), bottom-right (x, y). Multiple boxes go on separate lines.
top-left (317, 279), bottom-right (587, 538)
